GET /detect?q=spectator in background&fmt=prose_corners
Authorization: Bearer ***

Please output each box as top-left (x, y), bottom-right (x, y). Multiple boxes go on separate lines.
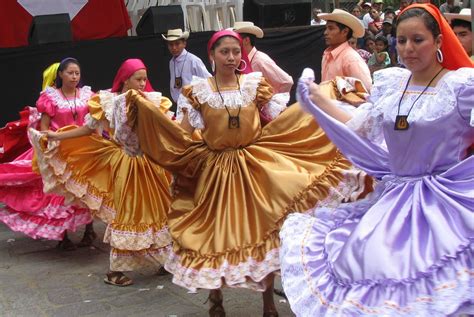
top-left (233, 21), bottom-right (294, 93)
top-left (319, 9), bottom-right (372, 90)
top-left (439, 0), bottom-right (455, 13)
top-left (377, 16), bottom-right (394, 38)
top-left (383, 6), bottom-right (397, 20)
top-left (351, 5), bottom-right (363, 19)
top-left (311, 8), bottom-right (326, 26)
top-left (396, 0), bottom-right (411, 15)
top-left (348, 37), bottom-right (372, 63)
top-left (163, 28), bottom-right (211, 103)
top-left (364, 35), bottom-right (377, 55)
top-left (445, 8), bottom-right (473, 58)
top-left (387, 15), bottom-right (399, 66)
top-left (363, 0), bottom-right (384, 30)
top-left (360, 1), bottom-right (372, 19)
top-left (368, 8), bottom-right (383, 34)
top-left (367, 35), bottom-right (391, 73)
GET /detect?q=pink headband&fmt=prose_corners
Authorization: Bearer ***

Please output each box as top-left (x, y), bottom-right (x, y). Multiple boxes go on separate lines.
top-left (207, 30), bottom-right (252, 74)
top-left (111, 58), bottom-right (154, 92)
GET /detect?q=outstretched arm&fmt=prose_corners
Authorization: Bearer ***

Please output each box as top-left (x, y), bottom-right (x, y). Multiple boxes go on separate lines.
top-left (297, 68), bottom-right (390, 177)
top-left (45, 125), bottom-right (94, 141)
top-left (307, 81), bottom-right (353, 123)
top-left (40, 114), bottom-right (51, 131)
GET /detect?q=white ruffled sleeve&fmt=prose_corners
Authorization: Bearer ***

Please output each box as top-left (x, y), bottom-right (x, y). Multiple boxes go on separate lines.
top-left (112, 92), bottom-right (143, 156)
top-left (176, 84), bottom-right (205, 129)
top-left (261, 92), bottom-right (289, 120)
top-left (254, 73), bottom-right (288, 120)
top-left (345, 67), bottom-right (409, 145)
top-left (84, 113), bottom-right (100, 129)
top-left (446, 67), bottom-right (474, 126)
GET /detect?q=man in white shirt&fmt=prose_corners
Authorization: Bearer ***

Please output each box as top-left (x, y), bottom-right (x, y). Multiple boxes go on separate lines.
top-left (362, 0), bottom-right (384, 29)
top-left (163, 29), bottom-right (211, 103)
top-left (311, 8), bottom-right (327, 26)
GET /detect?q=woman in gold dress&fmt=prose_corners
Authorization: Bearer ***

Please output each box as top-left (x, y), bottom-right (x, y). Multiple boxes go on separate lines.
top-left (31, 59), bottom-right (173, 286)
top-left (121, 30), bottom-right (372, 316)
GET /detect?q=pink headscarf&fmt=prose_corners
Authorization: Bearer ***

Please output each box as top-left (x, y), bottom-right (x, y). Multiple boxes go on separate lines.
top-left (111, 58), bottom-right (154, 93)
top-left (207, 30), bottom-right (253, 74)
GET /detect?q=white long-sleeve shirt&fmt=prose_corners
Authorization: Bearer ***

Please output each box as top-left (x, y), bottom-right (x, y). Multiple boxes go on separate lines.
top-left (169, 49), bottom-right (211, 102)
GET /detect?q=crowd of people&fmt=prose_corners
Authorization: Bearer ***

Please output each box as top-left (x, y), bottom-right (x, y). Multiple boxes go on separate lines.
top-left (0, 1), bottom-right (472, 316)
top-left (313, 0), bottom-right (473, 76)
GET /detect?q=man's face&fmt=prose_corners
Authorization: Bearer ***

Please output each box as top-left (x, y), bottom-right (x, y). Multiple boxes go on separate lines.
top-left (313, 8), bottom-right (322, 20)
top-left (385, 12), bottom-right (395, 20)
top-left (453, 25), bottom-right (472, 56)
top-left (167, 39), bottom-right (186, 57)
top-left (324, 21), bottom-right (348, 47)
top-left (382, 23), bottom-right (392, 34)
top-left (372, 2), bottom-right (382, 12)
top-left (370, 9), bottom-right (380, 20)
top-left (348, 37), bottom-right (357, 49)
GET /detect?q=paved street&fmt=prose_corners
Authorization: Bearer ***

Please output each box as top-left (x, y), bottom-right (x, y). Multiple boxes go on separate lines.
top-left (0, 220), bottom-right (295, 317)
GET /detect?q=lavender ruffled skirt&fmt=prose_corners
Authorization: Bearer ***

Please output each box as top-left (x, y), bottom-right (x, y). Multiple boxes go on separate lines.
top-left (280, 157), bottom-right (473, 316)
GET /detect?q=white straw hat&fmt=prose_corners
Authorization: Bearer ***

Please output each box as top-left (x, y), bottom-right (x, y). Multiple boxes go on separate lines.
top-left (444, 8), bottom-right (471, 24)
top-left (162, 28), bottom-right (190, 41)
top-left (319, 9), bottom-right (365, 38)
top-left (233, 21), bottom-right (264, 38)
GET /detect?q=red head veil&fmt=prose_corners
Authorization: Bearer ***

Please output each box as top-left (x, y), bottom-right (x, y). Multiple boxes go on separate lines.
top-left (399, 3), bottom-right (474, 70)
top-left (207, 30), bottom-right (253, 74)
top-left (111, 58), bottom-right (154, 92)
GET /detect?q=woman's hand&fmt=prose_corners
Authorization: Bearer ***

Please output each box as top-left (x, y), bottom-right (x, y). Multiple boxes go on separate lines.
top-left (306, 81), bottom-right (352, 123)
top-left (137, 90), bottom-right (147, 99)
top-left (308, 82), bottom-right (328, 105)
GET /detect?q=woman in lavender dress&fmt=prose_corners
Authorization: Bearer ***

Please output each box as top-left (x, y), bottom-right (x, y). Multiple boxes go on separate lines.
top-left (280, 4), bottom-right (473, 316)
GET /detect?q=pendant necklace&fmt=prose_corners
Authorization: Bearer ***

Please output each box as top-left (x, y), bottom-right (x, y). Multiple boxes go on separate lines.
top-left (61, 87), bottom-right (78, 123)
top-left (214, 74), bottom-right (242, 129)
top-left (394, 67), bottom-right (444, 131)
top-left (174, 52), bottom-right (188, 89)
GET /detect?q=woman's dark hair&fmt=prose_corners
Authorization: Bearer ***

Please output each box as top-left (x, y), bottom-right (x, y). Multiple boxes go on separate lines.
top-left (396, 7), bottom-right (440, 39)
top-left (375, 35), bottom-right (389, 51)
top-left (55, 57), bottom-right (82, 88)
top-left (364, 35), bottom-right (376, 45)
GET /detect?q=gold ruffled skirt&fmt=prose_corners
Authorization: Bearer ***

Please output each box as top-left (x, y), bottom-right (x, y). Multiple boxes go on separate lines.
top-left (30, 126), bottom-right (172, 271)
top-left (125, 91), bottom-right (373, 291)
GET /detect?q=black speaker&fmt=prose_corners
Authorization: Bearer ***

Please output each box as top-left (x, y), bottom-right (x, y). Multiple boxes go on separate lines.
top-left (244, 0), bottom-right (311, 28)
top-left (136, 5), bottom-right (185, 36)
top-left (28, 14), bottom-right (72, 45)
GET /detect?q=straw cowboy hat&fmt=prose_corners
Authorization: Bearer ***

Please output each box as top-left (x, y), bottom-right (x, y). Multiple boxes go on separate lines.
top-left (319, 9), bottom-right (365, 38)
top-left (162, 28), bottom-right (190, 41)
top-left (232, 21), bottom-right (264, 38)
top-left (444, 8), bottom-right (471, 24)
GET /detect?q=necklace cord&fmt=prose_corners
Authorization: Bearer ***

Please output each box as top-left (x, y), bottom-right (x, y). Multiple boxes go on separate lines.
top-left (397, 67), bottom-right (444, 119)
top-left (60, 87), bottom-right (77, 122)
top-left (214, 74), bottom-right (242, 117)
top-left (174, 52), bottom-right (189, 78)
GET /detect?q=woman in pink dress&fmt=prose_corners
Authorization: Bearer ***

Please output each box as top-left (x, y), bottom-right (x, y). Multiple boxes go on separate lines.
top-left (0, 58), bottom-right (96, 250)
